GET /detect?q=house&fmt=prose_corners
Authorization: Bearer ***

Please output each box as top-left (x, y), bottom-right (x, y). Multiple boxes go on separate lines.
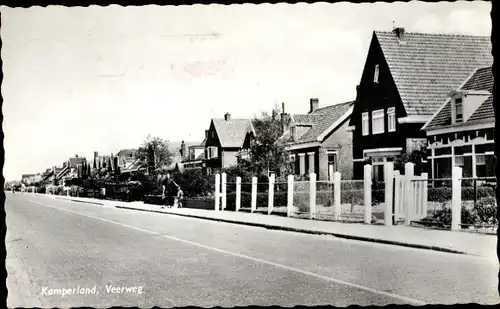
top-left (182, 136), bottom-right (207, 170)
top-left (116, 149), bottom-right (138, 168)
top-left (422, 66), bottom-right (494, 180)
top-left (204, 113), bottom-right (255, 174)
top-left (348, 27), bottom-right (492, 181)
top-left (280, 98), bottom-right (354, 180)
top-left (21, 173), bottom-right (42, 185)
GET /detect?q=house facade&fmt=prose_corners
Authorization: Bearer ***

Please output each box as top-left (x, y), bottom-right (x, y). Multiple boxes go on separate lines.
top-left (21, 173), bottom-right (42, 185)
top-left (203, 113), bottom-right (255, 174)
top-left (422, 67), bottom-right (494, 180)
top-left (348, 27), bottom-right (492, 180)
top-left (281, 98), bottom-right (354, 180)
top-left (182, 134), bottom-right (207, 170)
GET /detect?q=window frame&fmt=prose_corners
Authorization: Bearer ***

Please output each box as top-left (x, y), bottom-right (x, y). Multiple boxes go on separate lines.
top-left (371, 109), bottom-right (385, 135)
top-left (374, 64), bottom-right (379, 83)
top-left (387, 107), bottom-right (396, 132)
top-left (362, 112), bottom-right (369, 136)
top-left (455, 97), bottom-right (463, 123)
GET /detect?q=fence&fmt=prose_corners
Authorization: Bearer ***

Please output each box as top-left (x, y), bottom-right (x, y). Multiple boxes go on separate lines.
top-left (214, 162), bottom-right (497, 232)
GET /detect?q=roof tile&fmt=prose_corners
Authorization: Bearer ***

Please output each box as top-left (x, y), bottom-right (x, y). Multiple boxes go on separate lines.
top-left (375, 31), bottom-right (492, 116)
top-left (212, 118), bottom-right (254, 148)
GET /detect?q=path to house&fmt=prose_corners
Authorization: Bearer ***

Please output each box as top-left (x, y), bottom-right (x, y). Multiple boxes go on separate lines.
top-left (32, 193), bottom-right (497, 260)
top-left (7, 192), bottom-right (499, 307)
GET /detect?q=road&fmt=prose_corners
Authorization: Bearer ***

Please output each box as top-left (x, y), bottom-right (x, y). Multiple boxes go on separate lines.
top-left (6, 192), bottom-right (499, 307)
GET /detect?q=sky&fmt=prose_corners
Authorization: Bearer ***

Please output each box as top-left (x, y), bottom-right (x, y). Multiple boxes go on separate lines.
top-left (1, 1), bottom-right (492, 181)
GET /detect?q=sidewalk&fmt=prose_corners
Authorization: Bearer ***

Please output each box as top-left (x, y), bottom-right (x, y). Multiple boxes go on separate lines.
top-left (36, 193), bottom-right (497, 259)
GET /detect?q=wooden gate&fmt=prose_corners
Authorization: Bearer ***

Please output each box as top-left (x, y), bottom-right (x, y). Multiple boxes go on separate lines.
top-left (393, 163), bottom-right (428, 225)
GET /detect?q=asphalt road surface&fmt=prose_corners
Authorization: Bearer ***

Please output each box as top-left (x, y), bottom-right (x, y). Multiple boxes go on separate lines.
top-left (6, 193), bottom-right (500, 307)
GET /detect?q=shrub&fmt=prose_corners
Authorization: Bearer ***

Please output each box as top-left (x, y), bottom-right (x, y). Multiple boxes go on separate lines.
top-left (427, 187), bottom-right (495, 203)
top-left (421, 206), bottom-right (479, 226)
top-left (171, 169), bottom-right (214, 198)
top-left (474, 197), bottom-right (498, 225)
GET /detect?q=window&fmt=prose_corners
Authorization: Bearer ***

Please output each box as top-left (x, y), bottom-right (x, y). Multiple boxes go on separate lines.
top-left (211, 147), bottom-right (218, 158)
top-left (211, 131), bottom-right (215, 138)
top-left (455, 98), bottom-right (463, 123)
top-left (374, 64), bottom-right (379, 83)
top-left (455, 156), bottom-right (464, 166)
top-left (372, 109), bottom-right (385, 134)
top-left (387, 107), bottom-right (396, 132)
top-left (476, 154), bottom-right (486, 166)
top-left (362, 112), bottom-right (369, 136)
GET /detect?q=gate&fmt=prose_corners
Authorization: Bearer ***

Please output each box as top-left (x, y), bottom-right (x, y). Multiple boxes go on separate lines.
top-left (392, 163), bottom-right (428, 225)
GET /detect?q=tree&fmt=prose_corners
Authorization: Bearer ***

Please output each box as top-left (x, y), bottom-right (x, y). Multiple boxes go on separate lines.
top-left (136, 135), bottom-right (174, 178)
top-left (228, 105), bottom-right (292, 180)
top-left (394, 148), bottom-right (427, 175)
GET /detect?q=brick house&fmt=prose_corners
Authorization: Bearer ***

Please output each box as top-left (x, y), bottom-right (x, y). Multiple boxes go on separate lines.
top-left (348, 27), bottom-right (492, 181)
top-left (422, 66), bottom-right (494, 180)
top-left (280, 98), bottom-right (354, 180)
top-left (203, 113), bottom-right (255, 174)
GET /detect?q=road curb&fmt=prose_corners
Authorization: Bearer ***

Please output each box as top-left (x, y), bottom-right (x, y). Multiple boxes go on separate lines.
top-left (115, 205), bottom-right (468, 256)
top-left (31, 194), bottom-right (470, 256)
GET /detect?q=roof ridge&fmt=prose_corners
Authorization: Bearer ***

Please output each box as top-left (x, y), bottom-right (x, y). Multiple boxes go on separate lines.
top-left (374, 30), bottom-right (490, 38)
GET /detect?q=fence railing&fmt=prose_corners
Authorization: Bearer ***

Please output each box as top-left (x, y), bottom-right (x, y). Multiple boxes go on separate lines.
top-left (213, 162), bottom-right (497, 231)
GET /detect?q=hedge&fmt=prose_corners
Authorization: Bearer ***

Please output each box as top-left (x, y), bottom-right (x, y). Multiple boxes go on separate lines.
top-left (421, 197), bottom-right (497, 226)
top-left (225, 189), bottom-right (386, 212)
top-left (428, 186), bottom-right (494, 203)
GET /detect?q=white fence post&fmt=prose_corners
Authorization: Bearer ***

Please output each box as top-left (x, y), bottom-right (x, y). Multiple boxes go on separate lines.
top-left (268, 174), bottom-right (275, 215)
top-left (221, 172), bottom-right (227, 210)
top-left (251, 177), bottom-right (257, 213)
top-left (214, 173), bottom-right (220, 211)
top-left (287, 175), bottom-right (294, 217)
top-left (333, 172), bottom-right (341, 221)
top-left (451, 166), bottom-right (462, 231)
top-left (404, 163), bottom-right (415, 226)
top-left (236, 177), bottom-right (241, 212)
top-left (364, 164), bottom-right (372, 224)
top-left (384, 162), bottom-right (394, 226)
top-left (393, 170), bottom-right (401, 222)
top-left (309, 173), bottom-right (316, 220)
top-left (422, 172), bottom-right (428, 219)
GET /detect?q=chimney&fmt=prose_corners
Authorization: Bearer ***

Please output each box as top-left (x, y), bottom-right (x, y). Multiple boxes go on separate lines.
top-left (280, 102), bottom-right (287, 133)
top-left (180, 140), bottom-right (187, 159)
top-left (94, 151), bottom-right (98, 160)
top-left (291, 126), bottom-right (298, 142)
top-left (310, 98), bottom-right (319, 113)
top-left (393, 27), bottom-right (406, 42)
top-left (205, 130), bottom-right (209, 139)
top-left (224, 113), bottom-right (231, 121)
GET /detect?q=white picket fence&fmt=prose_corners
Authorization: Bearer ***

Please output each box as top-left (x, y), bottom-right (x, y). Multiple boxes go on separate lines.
top-left (214, 162), bottom-right (464, 229)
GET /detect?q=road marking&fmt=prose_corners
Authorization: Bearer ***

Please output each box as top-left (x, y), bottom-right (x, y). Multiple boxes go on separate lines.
top-left (28, 199), bottom-right (426, 305)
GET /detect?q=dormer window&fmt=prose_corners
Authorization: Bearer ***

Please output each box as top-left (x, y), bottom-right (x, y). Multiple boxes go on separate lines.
top-left (374, 64), bottom-right (379, 83)
top-left (455, 97), bottom-right (463, 123)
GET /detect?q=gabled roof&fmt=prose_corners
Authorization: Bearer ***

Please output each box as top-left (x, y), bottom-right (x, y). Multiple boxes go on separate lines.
top-left (116, 149), bottom-right (137, 158)
top-left (286, 101), bottom-right (354, 144)
top-left (375, 31), bottom-right (492, 117)
top-left (68, 157), bottom-right (85, 168)
top-left (424, 66), bottom-right (493, 130)
top-left (212, 118), bottom-right (255, 148)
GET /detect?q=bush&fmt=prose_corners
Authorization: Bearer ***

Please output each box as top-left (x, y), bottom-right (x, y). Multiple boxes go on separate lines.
top-left (421, 207), bottom-right (479, 226)
top-left (427, 187), bottom-right (495, 203)
top-left (474, 197), bottom-right (498, 225)
top-left (171, 169), bottom-right (215, 198)
top-left (421, 197), bottom-right (498, 227)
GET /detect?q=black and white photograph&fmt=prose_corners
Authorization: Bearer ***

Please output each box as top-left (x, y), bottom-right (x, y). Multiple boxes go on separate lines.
top-left (2, 1), bottom-right (498, 307)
